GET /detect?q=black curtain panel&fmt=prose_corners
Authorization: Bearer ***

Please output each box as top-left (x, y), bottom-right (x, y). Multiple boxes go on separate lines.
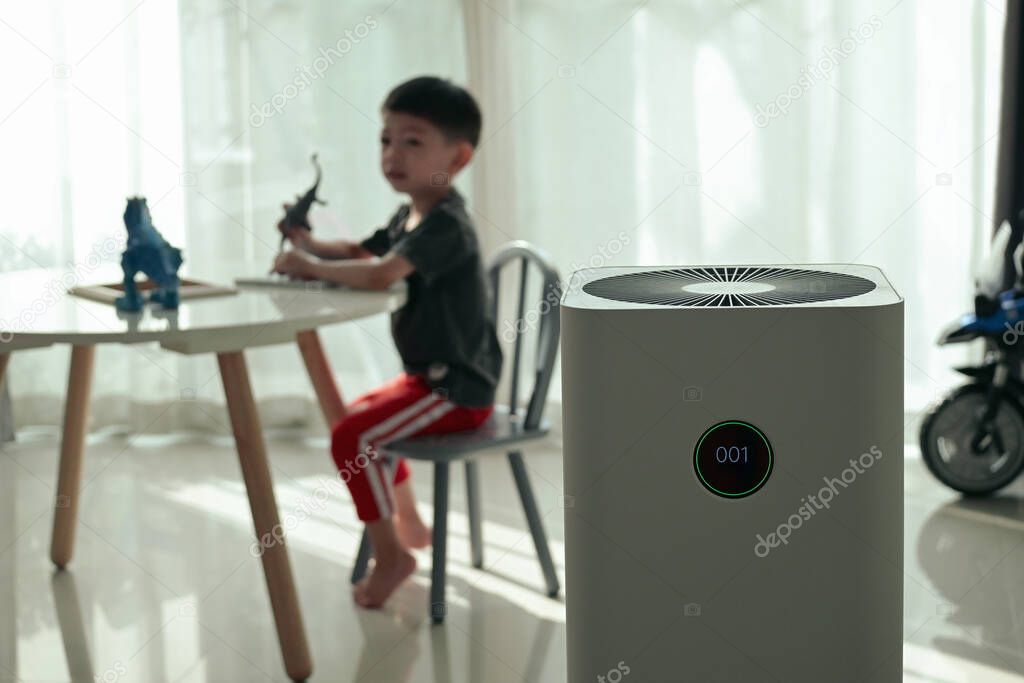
top-left (996, 0), bottom-right (1024, 288)
top-left (0, 383), bottom-right (12, 443)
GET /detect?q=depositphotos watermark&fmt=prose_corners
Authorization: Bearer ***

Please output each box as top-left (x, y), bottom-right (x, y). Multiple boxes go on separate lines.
top-left (597, 660), bottom-right (630, 683)
top-left (753, 445), bottom-right (883, 558)
top-left (94, 660), bottom-right (127, 683)
top-left (753, 15), bottom-right (883, 128)
top-left (1003, 319), bottom-right (1024, 345)
top-left (250, 444), bottom-right (381, 557)
top-left (0, 235), bottom-right (124, 343)
top-left (501, 231), bottom-right (631, 343)
top-left (249, 15), bottom-right (379, 127)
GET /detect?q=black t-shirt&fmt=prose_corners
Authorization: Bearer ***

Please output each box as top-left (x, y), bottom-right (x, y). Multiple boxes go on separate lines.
top-left (360, 188), bottom-right (503, 407)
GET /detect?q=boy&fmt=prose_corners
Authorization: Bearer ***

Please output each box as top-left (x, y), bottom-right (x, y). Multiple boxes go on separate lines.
top-left (272, 76), bottom-right (503, 609)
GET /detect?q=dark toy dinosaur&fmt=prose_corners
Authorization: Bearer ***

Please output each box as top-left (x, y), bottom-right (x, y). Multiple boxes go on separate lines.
top-left (114, 197), bottom-right (183, 312)
top-left (277, 153), bottom-right (326, 249)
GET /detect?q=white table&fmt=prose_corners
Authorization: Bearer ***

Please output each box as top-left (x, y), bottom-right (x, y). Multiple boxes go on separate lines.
top-left (0, 267), bottom-right (406, 681)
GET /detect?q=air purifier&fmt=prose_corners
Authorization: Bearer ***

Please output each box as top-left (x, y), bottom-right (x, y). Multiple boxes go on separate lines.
top-left (561, 265), bottom-right (903, 683)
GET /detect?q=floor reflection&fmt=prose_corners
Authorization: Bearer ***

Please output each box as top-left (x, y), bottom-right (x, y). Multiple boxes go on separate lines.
top-left (51, 571), bottom-right (94, 683)
top-left (14, 434), bottom-right (1024, 682)
top-left (913, 493), bottom-right (1024, 678)
top-left (12, 431), bottom-right (565, 682)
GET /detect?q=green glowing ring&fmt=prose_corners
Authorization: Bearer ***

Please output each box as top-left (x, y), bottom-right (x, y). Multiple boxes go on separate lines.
top-left (693, 420), bottom-right (773, 498)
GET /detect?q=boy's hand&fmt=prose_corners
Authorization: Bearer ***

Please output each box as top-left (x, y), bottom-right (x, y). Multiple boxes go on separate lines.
top-left (284, 227), bottom-right (313, 251)
top-left (272, 249), bottom-right (316, 280)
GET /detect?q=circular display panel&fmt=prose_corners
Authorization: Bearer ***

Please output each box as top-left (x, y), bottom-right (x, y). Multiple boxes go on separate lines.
top-left (694, 421), bottom-right (773, 498)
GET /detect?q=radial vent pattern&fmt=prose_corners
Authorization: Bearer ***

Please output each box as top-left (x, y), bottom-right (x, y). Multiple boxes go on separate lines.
top-left (581, 266), bottom-right (876, 307)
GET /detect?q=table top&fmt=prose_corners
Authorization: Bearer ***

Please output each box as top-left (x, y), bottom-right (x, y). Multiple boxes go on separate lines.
top-left (0, 266), bottom-right (406, 355)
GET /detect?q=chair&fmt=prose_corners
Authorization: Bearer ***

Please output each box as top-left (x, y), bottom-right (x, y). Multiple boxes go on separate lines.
top-left (350, 240), bottom-right (562, 623)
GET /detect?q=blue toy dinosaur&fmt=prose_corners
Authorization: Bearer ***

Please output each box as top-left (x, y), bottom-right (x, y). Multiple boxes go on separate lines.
top-left (114, 197), bottom-right (183, 312)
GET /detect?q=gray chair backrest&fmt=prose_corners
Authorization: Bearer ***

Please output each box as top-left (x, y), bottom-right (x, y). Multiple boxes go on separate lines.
top-left (488, 241), bottom-right (561, 432)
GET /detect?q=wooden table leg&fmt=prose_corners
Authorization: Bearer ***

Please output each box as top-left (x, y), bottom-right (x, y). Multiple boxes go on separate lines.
top-left (217, 351), bottom-right (312, 682)
top-left (296, 329), bottom-right (346, 425)
top-left (51, 345), bottom-right (95, 569)
top-left (0, 352), bottom-right (9, 387)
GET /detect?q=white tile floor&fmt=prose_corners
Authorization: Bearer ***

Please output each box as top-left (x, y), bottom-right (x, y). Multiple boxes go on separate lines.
top-left (1, 428), bottom-right (1024, 682)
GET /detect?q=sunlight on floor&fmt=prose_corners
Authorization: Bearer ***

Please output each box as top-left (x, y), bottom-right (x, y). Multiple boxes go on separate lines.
top-left (162, 477), bottom-right (568, 624)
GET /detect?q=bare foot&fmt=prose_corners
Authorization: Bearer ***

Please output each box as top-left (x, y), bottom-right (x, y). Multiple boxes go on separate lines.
top-left (353, 551), bottom-right (417, 609)
top-left (394, 514), bottom-right (432, 549)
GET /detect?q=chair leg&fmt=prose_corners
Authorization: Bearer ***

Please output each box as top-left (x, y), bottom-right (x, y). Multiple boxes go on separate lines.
top-left (430, 461), bottom-right (450, 623)
top-left (351, 528), bottom-right (371, 584)
top-left (465, 460), bottom-right (484, 569)
top-left (508, 450), bottom-right (560, 598)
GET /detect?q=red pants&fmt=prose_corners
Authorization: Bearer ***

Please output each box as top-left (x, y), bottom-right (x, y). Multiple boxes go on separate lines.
top-left (330, 373), bottom-right (493, 522)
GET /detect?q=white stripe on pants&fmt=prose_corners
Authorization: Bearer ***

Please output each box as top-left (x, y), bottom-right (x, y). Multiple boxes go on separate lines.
top-left (356, 394), bottom-right (455, 518)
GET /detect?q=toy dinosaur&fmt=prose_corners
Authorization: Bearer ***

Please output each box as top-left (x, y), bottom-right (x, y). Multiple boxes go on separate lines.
top-left (277, 153), bottom-right (326, 249)
top-left (114, 197), bottom-right (183, 312)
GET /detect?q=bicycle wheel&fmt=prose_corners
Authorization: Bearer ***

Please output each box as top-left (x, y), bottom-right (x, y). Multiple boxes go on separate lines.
top-left (919, 384), bottom-right (1024, 495)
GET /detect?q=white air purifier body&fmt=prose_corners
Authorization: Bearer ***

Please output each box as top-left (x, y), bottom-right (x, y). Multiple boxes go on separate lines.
top-left (561, 264), bottom-right (903, 683)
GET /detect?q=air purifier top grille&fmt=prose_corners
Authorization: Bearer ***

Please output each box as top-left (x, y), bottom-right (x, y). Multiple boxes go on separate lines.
top-left (564, 264), bottom-right (900, 310)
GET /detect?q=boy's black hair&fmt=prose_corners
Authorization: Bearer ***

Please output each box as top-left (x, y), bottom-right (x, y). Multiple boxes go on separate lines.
top-left (383, 76), bottom-right (482, 148)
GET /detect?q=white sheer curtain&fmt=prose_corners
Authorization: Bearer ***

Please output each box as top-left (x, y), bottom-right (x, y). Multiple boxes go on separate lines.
top-left (499, 0), bottom-right (1006, 410)
top-left (1, 0), bottom-right (469, 432)
top-left (1, 0), bottom-right (198, 431)
top-left (0, 0), bottom-right (1007, 434)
